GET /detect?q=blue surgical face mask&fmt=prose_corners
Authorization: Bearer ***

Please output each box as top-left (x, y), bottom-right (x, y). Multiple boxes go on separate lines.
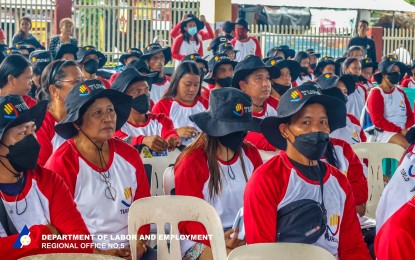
top-left (187, 27), bottom-right (198, 36)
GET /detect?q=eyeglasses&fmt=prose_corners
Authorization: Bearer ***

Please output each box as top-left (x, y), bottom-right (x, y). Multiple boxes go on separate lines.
top-left (99, 171), bottom-right (117, 201)
top-left (56, 77), bottom-right (86, 85)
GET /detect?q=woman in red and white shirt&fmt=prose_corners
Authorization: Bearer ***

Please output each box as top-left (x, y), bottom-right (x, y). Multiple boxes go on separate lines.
top-left (343, 58), bottom-right (367, 120)
top-left (367, 56), bottom-right (413, 148)
top-left (36, 60), bottom-right (83, 166)
top-left (175, 88), bottom-right (263, 258)
top-left (153, 61), bottom-right (208, 146)
top-left (171, 14), bottom-right (214, 68)
top-left (112, 68), bottom-right (181, 152)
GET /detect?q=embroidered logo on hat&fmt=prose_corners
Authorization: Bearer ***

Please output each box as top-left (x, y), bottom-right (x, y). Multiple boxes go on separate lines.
top-left (233, 103), bottom-right (245, 116)
top-left (128, 49), bottom-right (133, 53)
top-left (214, 55), bottom-right (221, 61)
top-left (3, 103), bottom-right (19, 119)
top-left (290, 90), bottom-right (303, 102)
top-left (15, 44), bottom-right (20, 49)
top-left (364, 59), bottom-right (371, 63)
top-left (79, 84), bottom-right (91, 96)
top-left (31, 57), bottom-right (37, 63)
top-left (190, 54), bottom-right (195, 60)
top-left (270, 59), bottom-right (277, 66)
top-left (224, 43), bottom-right (231, 48)
top-left (85, 47), bottom-right (92, 51)
top-left (388, 57), bottom-right (396, 62)
top-left (324, 73), bottom-right (335, 80)
top-left (6, 49), bottom-right (11, 54)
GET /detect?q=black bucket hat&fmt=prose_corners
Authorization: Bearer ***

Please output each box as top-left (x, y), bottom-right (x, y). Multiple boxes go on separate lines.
top-left (111, 68), bottom-right (157, 93)
top-left (141, 43), bottom-right (172, 64)
top-left (321, 87), bottom-right (347, 104)
top-left (3, 47), bottom-right (21, 57)
top-left (119, 48), bottom-right (143, 65)
top-left (306, 49), bottom-right (321, 59)
top-left (232, 55), bottom-right (273, 89)
top-left (19, 38), bottom-right (45, 50)
top-left (204, 53), bottom-right (237, 84)
top-left (314, 56), bottom-right (340, 77)
top-left (55, 79), bottom-right (132, 139)
top-left (223, 21), bottom-right (236, 33)
top-left (374, 56), bottom-right (407, 83)
top-left (265, 57), bottom-right (300, 81)
top-left (14, 43), bottom-right (35, 54)
top-left (0, 52), bottom-right (5, 64)
top-left (235, 18), bottom-right (249, 31)
top-left (267, 45), bottom-right (296, 60)
top-left (125, 58), bottom-right (153, 74)
top-left (183, 53), bottom-right (208, 71)
top-left (316, 73), bottom-right (339, 90)
top-left (0, 44), bottom-right (8, 53)
top-left (218, 42), bottom-right (239, 55)
top-left (0, 95), bottom-right (47, 140)
top-left (261, 82), bottom-right (346, 150)
top-left (29, 50), bottom-right (53, 75)
top-left (335, 57), bottom-right (347, 64)
top-left (360, 58), bottom-right (378, 71)
top-left (338, 74), bottom-right (356, 95)
top-left (54, 44), bottom-right (78, 60)
top-left (76, 46), bottom-right (107, 68)
top-left (190, 88), bottom-right (261, 136)
top-left (181, 14), bottom-right (205, 32)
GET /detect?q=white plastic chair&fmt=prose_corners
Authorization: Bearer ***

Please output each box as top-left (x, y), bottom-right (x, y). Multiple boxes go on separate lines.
top-left (227, 243), bottom-right (336, 260)
top-left (140, 147), bottom-right (181, 196)
top-left (163, 166), bottom-right (175, 195)
top-left (128, 196), bottom-right (227, 260)
top-left (258, 150), bottom-right (278, 163)
top-left (352, 142), bottom-right (405, 218)
top-left (21, 253), bottom-right (120, 259)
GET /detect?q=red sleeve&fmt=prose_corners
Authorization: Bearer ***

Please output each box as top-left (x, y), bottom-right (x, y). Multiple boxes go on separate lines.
top-left (401, 78), bottom-right (410, 88)
top-left (337, 180), bottom-right (371, 259)
top-left (252, 37), bottom-right (262, 59)
top-left (347, 114), bottom-right (367, 142)
top-left (0, 28), bottom-right (5, 39)
top-left (245, 132), bottom-right (277, 152)
top-left (154, 113), bottom-right (179, 140)
top-left (36, 118), bottom-right (54, 167)
top-left (152, 98), bottom-right (173, 116)
top-left (98, 77), bottom-right (110, 89)
top-left (199, 23), bottom-right (214, 40)
top-left (170, 22), bottom-right (181, 39)
top-left (292, 81), bottom-right (298, 87)
top-left (332, 138), bottom-right (368, 205)
top-left (109, 72), bottom-right (120, 84)
top-left (198, 96), bottom-right (209, 109)
top-left (230, 38), bottom-right (236, 46)
top-left (367, 88), bottom-right (402, 133)
top-left (174, 149), bottom-right (211, 246)
top-left (267, 96), bottom-right (279, 110)
top-left (357, 84), bottom-right (368, 100)
top-left (171, 36), bottom-right (185, 61)
top-left (400, 88), bottom-right (415, 128)
top-left (243, 144), bottom-right (263, 169)
top-left (244, 155), bottom-right (287, 244)
top-left (23, 95), bottom-right (37, 108)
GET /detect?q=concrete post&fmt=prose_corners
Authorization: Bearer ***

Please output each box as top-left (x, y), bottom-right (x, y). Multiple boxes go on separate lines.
top-left (54, 0), bottom-right (72, 34)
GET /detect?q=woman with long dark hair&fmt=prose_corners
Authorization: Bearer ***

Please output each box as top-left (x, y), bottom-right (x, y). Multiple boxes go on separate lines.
top-left (175, 88), bottom-right (263, 258)
top-left (152, 61), bottom-right (208, 146)
top-left (343, 57), bottom-right (367, 119)
top-left (294, 51), bottom-right (314, 86)
top-left (12, 17), bottom-right (42, 49)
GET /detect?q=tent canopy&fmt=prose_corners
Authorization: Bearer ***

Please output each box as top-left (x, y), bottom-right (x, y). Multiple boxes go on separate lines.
top-left (231, 0), bottom-right (415, 13)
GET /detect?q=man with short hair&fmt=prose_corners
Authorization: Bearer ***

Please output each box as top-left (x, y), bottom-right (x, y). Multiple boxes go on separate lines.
top-left (348, 20), bottom-right (377, 61)
top-left (230, 18), bottom-right (262, 61)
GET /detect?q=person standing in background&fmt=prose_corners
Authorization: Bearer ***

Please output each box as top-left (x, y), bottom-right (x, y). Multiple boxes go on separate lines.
top-left (12, 17), bottom-right (43, 50)
top-left (348, 20), bottom-right (377, 62)
top-left (230, 18), bottom-right (262, 61)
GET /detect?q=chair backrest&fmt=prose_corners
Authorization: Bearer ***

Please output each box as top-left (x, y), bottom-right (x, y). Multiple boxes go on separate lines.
top-left (140, 147), bottom-right (181, 196)
top-left (403, 88), bottom-right (415, 110)
top-left (227, 243), bottom-right (336, 260)
top-left (128, 196), bottom-right (227, 260)
top-left (352, 142), bottom-right (405, 218)
top-left (163, 166), bottom-right (175, 195)
top-left (258, 150), bottom-right (278, 163)
top-left (21, 253), bottom-right (120, 259)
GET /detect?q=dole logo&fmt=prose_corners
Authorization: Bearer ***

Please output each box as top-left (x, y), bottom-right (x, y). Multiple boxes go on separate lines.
top-left (3, 103), bottom-right (19, 119)
top-left (290, 90), bottom-right (303, 102)
top-left (79, 84), bottom-right (91, 96)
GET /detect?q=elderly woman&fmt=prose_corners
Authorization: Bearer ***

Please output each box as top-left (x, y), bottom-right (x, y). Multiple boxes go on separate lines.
top-left (45, 79), bottom-right (154, 259)
top-left (49, 18), bottom-right (78, 57)
top-left (0, 95), bottom-right (92, 258)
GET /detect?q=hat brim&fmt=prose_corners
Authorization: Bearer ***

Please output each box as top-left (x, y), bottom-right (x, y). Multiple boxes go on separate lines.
top-left (141, 46), bottom-right (172, 64)
top-left (76, 50), bottom-right (107, 68)
top-left (361, 61), bottom-right (378, 71)
top-left (55, 89), bottom-right (132, 139)
top-left (0, 100), bottom-right (48, 141)
top-left (273, 60), bottom-right (301, 82)
top-left (119, 53), bottom-right (141, 65)
top-left (203, 60), bottom-right (238, 84)
top-left (190, 112), bottom-right (261, 137)
top-left (339, 74), bottom-right (356, 95)
top-left (55, 45), bottom-right (78, 60)
top-left (232, 66), bottom-right (273, 89)
top-left (181, 17), bottom-right (205, 31)
top-left (261, 95), bottom-right (346, 150)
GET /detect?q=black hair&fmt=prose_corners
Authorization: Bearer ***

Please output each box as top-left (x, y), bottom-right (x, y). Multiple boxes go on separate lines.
top-left (0, 54), bottom-right (31, 88)
top-left (38, 59), bottom-right (78, 101)
top-left (163, 61), bottom-right (201, 99)
top-left (359, 20), bottom-right (369, 26)
top-left (348, 46), bottom-right (364, 57)
top-left (324, 142), bottom-right (340, 169)
top-left (18, 16), bottom-right (32, 39)
top-left (294, 51), bottom-right (310, 65)
top-left (343, 57), bottom-right (360, 70)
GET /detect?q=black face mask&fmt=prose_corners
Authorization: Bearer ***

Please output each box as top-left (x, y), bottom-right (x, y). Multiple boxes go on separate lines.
top-left (387, 72), bottom-right (401, 85)
top-left (349, 73), bottom-right (360, 83)
top-left (131, 94), bottom-right (150, 114)
top-left (216, 77), bottom-right (232, 88)
top-left (272, 83), bottom-right (290, 96)
top-left (84, 59), bottom-right (99, 74)
top-left (300, 67), bottom-right (309, 74)
top-left (289, 129), bottom-right (329, 160)
top-left (310, 63), bottom-right (317, 70)
top-left (218, 131), bottom-right (247, 152)
top-left (0, 135), bottom-right (40, 172)
top-left (358, 75), bottom-right (368, 83)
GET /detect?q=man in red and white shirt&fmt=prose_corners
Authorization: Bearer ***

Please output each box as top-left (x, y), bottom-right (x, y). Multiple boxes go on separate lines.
top-left (401, 63), bottom-right (415, 89)
top-left (231, 18), bottom-right (262, 62)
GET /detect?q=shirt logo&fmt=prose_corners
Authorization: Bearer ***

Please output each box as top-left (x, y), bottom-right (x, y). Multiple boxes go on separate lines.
top-left (13, 225), bottom-right (31, 248)
top-left (399, 100), bottom-right (406, 110)
top-left (351, 131), bottom-right (360, 143)
top-left (79, 84), bottom-right (91, 96)
top-left (121, 187), bottom-right (133, 207)
top-left (4, 103), bottom-right (19, 119)
top-left (290, 90), bottom-right (303, 102)
top-left (327, 214), bottom-right (340, 236)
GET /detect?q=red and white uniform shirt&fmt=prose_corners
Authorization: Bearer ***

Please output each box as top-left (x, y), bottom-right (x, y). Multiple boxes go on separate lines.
top-left (330, 114), bottom-right (367, 146)
top-left (401, 78), bottom-right (415, 89)
top-left (152, 96), bottom-right (208, 146)
top-left (175, 145), bottom-right (263, 246)
top-left (295, 74), bottom-right (314, 87)
top-left (23, 95), bottom-right (37, 108)
top-left (244, 151), bottom-right (370, 258)
top-left (367, 87), bottom-right (414, 133)
top-left (45, 138), bottom-right (150, 247)
top-left (376, 144), bottom-right (415, 231)
top-left (36, 111), bottom-right (66, 166)
top-left (150, 75), bottom-right (171, 104)
top-left (0, 167), bottom-right (92, 258)
top-left (230, 37), bottom-right (262, 62)
top-left (346, 84), bottom-right (367, 120)
top-left (114, 113), bottom-right (179, 146)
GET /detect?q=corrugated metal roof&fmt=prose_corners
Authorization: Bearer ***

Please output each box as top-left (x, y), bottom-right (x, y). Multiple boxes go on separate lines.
top-left (231, 0), bottom-right (415, 12)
